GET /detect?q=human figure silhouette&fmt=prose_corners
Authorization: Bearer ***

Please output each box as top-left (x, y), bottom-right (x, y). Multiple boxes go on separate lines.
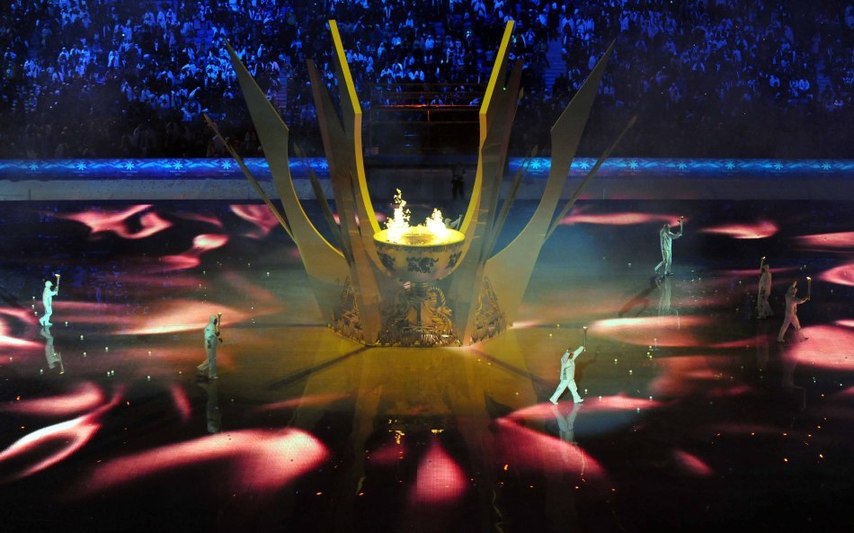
top-left (38, 276), bottom-right (60, 327)
top-left (197, 314), bottom-right (222, 379)
top-left (654, 218), bottom-right (684, 276)
top-left (777, 282), bottom-right (809, 342)
top-left (549, 346), bottom-right (585, 404)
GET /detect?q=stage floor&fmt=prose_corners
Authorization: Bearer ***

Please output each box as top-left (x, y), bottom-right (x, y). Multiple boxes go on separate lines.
top-left (0, 199), bottom-right (852, 532)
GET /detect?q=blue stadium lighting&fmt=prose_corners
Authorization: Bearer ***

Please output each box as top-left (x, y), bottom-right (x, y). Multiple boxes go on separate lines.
top-left (0, 159), bottom-right (851, 180)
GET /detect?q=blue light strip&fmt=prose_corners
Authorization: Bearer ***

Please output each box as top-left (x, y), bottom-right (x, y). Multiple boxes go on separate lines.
top-left (514, 158), bottom-right (854, 179)
top-left (0, 158), bottom-right (852, 180)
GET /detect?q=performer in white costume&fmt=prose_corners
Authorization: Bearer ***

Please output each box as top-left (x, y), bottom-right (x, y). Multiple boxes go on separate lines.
top-left (777, 281), bottom-right (809, 342)
top-left (549, 345), bottom-right (585, 404)
top-left (756, 256), bottom-right (774, 319)
top-left (38, 274), bottom-right (60, 327)
top-left (654, 218), bottom-right (684, 276)
top-left (197, 313), bottom-right (222, 379)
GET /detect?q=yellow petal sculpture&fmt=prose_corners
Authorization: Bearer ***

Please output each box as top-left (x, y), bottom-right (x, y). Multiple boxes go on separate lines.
top-left (223, 19), bottom-right (623, 346)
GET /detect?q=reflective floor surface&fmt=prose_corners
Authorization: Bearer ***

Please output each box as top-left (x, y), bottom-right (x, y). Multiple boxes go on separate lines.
top-left (0, 199), bottom-right (852, 532)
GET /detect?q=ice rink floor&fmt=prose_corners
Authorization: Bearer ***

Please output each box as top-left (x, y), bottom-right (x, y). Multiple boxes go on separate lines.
top-left (0, 199), bottom-right (852, 532)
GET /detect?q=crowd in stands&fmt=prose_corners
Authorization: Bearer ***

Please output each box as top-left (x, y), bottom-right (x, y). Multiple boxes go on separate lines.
top-left (0, 0), bottom-right (851, 159)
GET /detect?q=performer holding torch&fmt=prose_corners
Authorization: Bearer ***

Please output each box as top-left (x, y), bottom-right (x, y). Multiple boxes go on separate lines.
top-left (197, 312), bottom-right (223, 380)
top-left (655, 216), bottom-right (684, 277)
top-left (38, 273), bottom-right (60, 327)
top-left (777, 280), bottom-right (810, 343)
top-left (549, 327), bottom-right (587, 404)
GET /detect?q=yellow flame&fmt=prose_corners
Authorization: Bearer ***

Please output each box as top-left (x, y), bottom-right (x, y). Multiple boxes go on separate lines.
top-left (384, 190), bottom-right (452, 244)
top-left (385, 189), bottom-right (412, 243)
top-left (425, 209), bottom-right (450, 240)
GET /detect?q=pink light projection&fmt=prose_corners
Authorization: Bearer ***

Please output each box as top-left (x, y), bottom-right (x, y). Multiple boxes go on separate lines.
top-left (786, 325), bottom-right (854, 370)
top-left (0, 321), bottom-right (41, 349)
top-left (700, 220), bottom-right (778, 239)
top-left (0, 389), bottom-right (121, 481)
top-left (158, 233), bottom-right (229, 271)
top-left (648, 355), bottom-right (734, 397)
top-left (793, 231), bottom-right (854, 252)
top-left (220, 271), bottom-right (281, 308)
top-left (514, 286), bottom-right (644, 325)
top-left (835, 320), bottom-right (854, 329)
top-left (707, 383), bottom-right (754, 398)
top-left (174, 211), bottom-right (223, 228)
top-left (0, 415), bottom-right (101, 481)
top-left (507, 395), bottom-right (662, 422)
top-left (559, 209), bottom-right (680, 226)
top-left (116, 300), bottom-right (246, 335)
top-left (493, 418), bottom-right (608, 483)
top-left (408, 438), bottom-right (467, 505)
top-left (0, 307), bottom-right (39, 323)
top-left (711, 336), bottom-right (768, 349)
top-left (2, 382), bottom-right (104, 417)
top-left (253, 393), bottom-right (349, 413)
top-left (230, 204), bottom-right (280, 239)
top-left (673, 450), bottom-right (714, 477)
top-left (578, 394), bottom-right (663, 411)
top-left (42, 302), bottom-right (128, 325)
top-left (81, 429), bottom-right (328, 495)
top-left (720, 266), bottom-right (798, 278)
top-left (116, 272), bottom-right (204, 291)
top-left (368, 441), bottom-right (404, 467)
top-left (589, 316), bottom-right (710, 347)
top-left (170, 384), bottom-right (192, 422)
top-left (62, 205), bottom-right (173, 239)
top-left (819, 262), bottom-right (854, 287)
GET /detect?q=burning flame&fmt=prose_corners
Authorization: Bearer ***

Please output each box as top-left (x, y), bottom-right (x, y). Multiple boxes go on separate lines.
top-left (385, 189), bottom-right (412, 243)
top-left (384, 190), bottom-right (452, 245)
